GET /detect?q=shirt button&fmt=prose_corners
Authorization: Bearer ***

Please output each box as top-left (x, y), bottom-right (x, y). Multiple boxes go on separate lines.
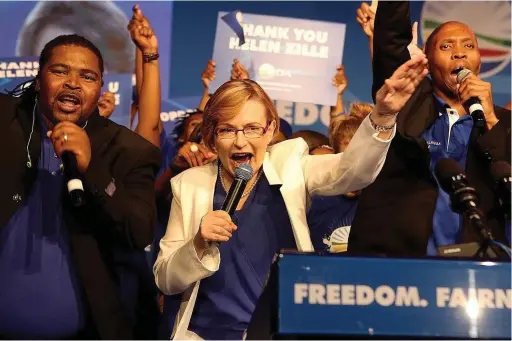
top-left (54, 153), bottom-right (58, 158)
top-left (12, 194), bottom-right (22, 202)
top-left (51, 171), bottom-right (57, 176)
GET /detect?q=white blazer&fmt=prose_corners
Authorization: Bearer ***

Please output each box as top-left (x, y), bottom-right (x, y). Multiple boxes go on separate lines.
top-left (154, 116), bottom-right (393, 339)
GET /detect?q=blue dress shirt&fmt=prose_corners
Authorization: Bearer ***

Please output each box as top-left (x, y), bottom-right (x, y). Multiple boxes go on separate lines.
top-left (422, 96), bottom-right (474, 255)
top-left (0, 119), bottom-right (85, 338)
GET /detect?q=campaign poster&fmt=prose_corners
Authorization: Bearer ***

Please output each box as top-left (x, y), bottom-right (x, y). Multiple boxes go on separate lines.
top-left (210, 12), bottom-right (346, 106)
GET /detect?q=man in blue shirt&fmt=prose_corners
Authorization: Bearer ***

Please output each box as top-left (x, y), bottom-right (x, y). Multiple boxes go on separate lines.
top-left (0, 34), bottom-right (159, 339)
top-left (349, 1), bottom-right (511, 256)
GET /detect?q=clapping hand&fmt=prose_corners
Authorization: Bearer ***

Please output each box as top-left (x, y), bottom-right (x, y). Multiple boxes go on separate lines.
top-left (201, 60), bottom-right (216, 89)
top-left (230, 59), bottom-right (249, 81)
top-left (332, 65), bottom-right (348, 94)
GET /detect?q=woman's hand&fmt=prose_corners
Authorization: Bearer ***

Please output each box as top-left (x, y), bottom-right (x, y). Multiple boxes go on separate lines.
top-left (194, 211), bottom-right (237, 257)
top-left (172, 142), bottom-right (216, 171)
top-left (374, 54), bottom-right (429, 120)
top-left (372, 54), bottom-right (428, 139)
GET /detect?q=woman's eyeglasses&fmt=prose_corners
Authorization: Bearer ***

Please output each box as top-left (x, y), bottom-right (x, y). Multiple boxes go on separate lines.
top-left (215, 122), bottom-right (270, 139)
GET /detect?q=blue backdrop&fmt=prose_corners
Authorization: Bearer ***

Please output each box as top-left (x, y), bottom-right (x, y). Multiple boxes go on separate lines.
top-left (168, 1), bottom-right (511, 134)
top-left (0, 1), bottom-right (173, 97)
top-left (0, 1), bottom-right (509, 135)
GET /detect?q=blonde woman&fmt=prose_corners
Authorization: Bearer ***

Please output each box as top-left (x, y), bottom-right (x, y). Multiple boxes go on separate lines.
top-left (154, 56), bottom-right (428, 340)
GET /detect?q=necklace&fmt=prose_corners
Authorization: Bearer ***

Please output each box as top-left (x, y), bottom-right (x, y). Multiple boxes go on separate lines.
top-left (219, 164), bottom-right (263, 198)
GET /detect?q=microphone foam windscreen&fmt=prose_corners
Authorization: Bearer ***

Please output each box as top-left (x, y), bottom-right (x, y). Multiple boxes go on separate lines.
top-left (434, 158), bottom-right (465, 193)
top-left (235, 163), bottom-right (254, 181)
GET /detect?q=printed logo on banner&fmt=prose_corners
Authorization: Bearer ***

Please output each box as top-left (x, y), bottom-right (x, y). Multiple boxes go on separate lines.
top-left (420, 1), bottom-right (511, 78)
top-left (258, 63), bottom-right (292, 79)
top-left (322, 225), bottom-right (350, 253)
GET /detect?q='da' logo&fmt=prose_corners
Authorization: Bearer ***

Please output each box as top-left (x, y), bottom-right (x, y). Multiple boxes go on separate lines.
top-left (322, 225), bottom-right (351, 253)
top-left (420, 1), bottom-right (511, 78)
top-left (258, 63), bottom-right (292, 80)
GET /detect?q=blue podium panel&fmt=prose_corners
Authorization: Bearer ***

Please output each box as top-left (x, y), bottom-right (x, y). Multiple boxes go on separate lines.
top-left (277, 253), bottom-right (511, 339)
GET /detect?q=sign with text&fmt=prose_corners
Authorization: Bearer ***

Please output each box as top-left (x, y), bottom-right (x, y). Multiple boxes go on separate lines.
top-left (277, 253), bottom-right (511, 339)
top-left (102, 73), bottom-right (132, 127)
top-left (0, 56), bottom-right (38, 92)
top-left (210, 12), bottom-right (346, 106)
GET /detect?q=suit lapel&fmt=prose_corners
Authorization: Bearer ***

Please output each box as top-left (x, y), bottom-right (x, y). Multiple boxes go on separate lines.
top-left (0, 96), bottom-right (41, 230)
top-left (262, 152), bottom-right (281, 185)
top-left (397, 78), bottom-right (438, 138)
top-left (85, 110), bottom-right (116, 157)
top-left (190, 163), bottom-right (217, 239)
top-left (264, 150), bottom-right (314, 252)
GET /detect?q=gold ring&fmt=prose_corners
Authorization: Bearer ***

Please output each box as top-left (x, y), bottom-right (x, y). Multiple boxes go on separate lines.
top-left (190, 144), bottom-right (199, 153)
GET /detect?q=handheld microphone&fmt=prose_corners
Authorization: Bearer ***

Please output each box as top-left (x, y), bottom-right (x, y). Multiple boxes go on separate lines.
top-left (62, 152), bottom-right (86, 207)
top-left (456, 68), bottom-right (486, 129)
top-left (490, 161), bottom-right (511, 219)
top-left (434, 158), bottom-right (493, 241)
top-left (221, 163), bottom-right (254, 215)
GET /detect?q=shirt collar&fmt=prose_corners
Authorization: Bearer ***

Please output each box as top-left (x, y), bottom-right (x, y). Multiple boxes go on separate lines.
top-left (433, 93), bottom-right (451, 116)
top-left (433, 93), bottom-right (463, 118)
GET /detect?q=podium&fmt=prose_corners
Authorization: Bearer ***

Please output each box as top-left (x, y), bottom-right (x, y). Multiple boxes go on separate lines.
top-left (247, 252), bottom-right (511, 339)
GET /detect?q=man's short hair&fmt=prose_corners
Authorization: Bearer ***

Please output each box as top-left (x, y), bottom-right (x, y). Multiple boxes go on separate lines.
top-left (39, 34), bottom-right (104, 75)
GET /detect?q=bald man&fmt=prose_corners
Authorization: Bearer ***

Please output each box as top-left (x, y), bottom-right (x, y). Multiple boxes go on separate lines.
top-left (349, 1), bottom-right (511, 257)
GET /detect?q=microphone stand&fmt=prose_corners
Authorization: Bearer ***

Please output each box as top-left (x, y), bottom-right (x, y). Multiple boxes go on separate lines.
top-left (439, 184), bottom-right (507, 260)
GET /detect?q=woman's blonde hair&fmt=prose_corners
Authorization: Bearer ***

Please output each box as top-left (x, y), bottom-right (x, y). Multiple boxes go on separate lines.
top-left (329, 116), bottom-right (363, 153)
top-left (202, 79), bottom-right (279, 150)
top-left (349, 102), bottom-right (374, 120)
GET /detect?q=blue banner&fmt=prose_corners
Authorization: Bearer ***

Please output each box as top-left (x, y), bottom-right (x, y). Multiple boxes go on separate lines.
top-left (211, 12), bottom-right (346, 106)
top-left (0, 56), bottom-right (38, 92)
top-left (277, 253), bottom-right (511, 339)
top-left (159, 99), bottom-right (199, 138)
top-left (103, 73), bottom-right (133, 127)
top-left (0, 1), bottom-right (510, 135)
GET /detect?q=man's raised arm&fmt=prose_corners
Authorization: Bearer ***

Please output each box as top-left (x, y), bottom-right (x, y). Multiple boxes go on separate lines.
top-left (372, 1), bottom-right (413, 101)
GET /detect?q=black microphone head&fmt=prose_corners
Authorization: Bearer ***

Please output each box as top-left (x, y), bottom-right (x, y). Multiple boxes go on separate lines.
top-left (235, 163), bottom-right (254, 181)
top-left (434, 158), bottom-right (467, 193)
top-left (456, 68), bottom-right (472, 84)
top-left (490, 161), bottom-right (511, 182)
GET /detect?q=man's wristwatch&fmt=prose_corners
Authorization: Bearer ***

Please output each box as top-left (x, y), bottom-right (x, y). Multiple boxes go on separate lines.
top-left (369, 113), bottom-right (397, 132)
